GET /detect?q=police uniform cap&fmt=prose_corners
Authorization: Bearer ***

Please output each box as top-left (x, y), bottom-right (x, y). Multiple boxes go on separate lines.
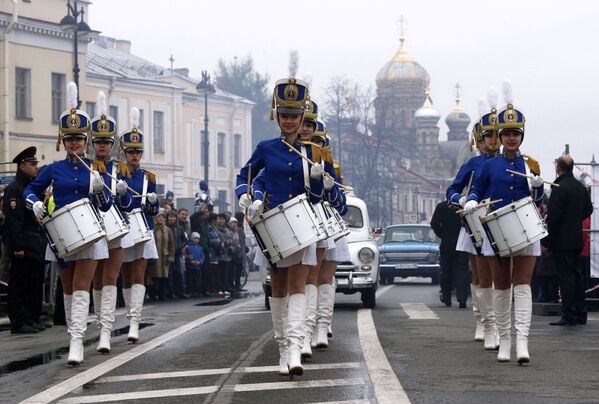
top-left (12, 146), bottom-right (38, 164)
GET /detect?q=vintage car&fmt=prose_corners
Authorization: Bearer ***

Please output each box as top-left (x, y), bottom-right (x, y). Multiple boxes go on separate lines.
top-left (334, 195), bottom-right (379, 308)
top-left (378, 224), bottom-right (441, 285)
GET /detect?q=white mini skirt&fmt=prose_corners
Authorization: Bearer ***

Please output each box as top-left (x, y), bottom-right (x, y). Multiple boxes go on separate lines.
top-left (107, 231), bottom-right (134, 250)
top-left (45, 238), bottom-right (109, 262)
top-left (254, 242), bottom-right (318, 268)
top-left (456, 227), bottom-right (478, 255)
top-left (122, 232), bottom-right (158, 263)
top-left (481, 237), bottom-right (541, 257)
top-left (326, 236), bottom-right (351, 262)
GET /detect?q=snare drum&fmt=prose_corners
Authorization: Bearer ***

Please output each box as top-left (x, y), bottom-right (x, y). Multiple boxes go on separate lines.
top-left (250, 194), bottom-right (327, 264)
top-left (481, 196), bottom-right (547, 257)
top-left (126, 208), bottom-right (152, 245)
top-left (323, 202), bottom-right (350, 241)
top-left (100, 205), bottom-right (130, 242)
top-left (461, 203), bottom-right (488, 248)
top-left (42, 199), bottom-right (106, 258)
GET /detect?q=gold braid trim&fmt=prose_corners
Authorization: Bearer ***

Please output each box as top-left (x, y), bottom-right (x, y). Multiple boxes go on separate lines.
top-left (91, 160), bottom-right (107, 174)
top-left (522, 154), bottom-right (540, 175)
top-left (143, 169), bottom-right (156, 184)
top-left (116, 161), bottom-right (132, 178)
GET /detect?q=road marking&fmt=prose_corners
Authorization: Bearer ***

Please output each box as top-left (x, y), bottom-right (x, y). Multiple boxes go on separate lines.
top-left (376, 284), bottom-right (395, 299)
top-left (20, 298), bottom-right (260, 404)
top-left (307, 401), bottom-right (370, 404)
top-left (400, 303), bottom-right (439, 320)
top-left (96, 362), bottom-right (361, 383)
top-left (57, 378), bottom-right (365, 403)
top-left (358, 284), bottom-right (411, 404)
top-left (226, 310), bottom-right (270, 315)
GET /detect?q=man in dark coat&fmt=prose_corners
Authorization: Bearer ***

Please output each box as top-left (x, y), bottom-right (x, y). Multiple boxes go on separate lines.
top-left (430, 200), bottom-right (469, 308)
top-left (544, 155), bottom-right (593, 326)
top-left (3, 147), bottom-right (47, 333)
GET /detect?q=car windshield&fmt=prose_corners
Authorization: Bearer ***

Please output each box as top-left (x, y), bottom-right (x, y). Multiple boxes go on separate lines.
top-left (345, 206), bottom-right (364, 228)
top-left (384, 226), bottom-right (440, 243)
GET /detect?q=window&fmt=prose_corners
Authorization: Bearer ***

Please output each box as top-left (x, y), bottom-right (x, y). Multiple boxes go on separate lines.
top-left (15, 67), bottom-right (31, 119)
top-left (217, 132), bottom-right (226, 167)
top-left (153, 111), bottom-right (164, 152)
top-left (51, 73), bottom-right (65, 123)
top-left (217, 190), bottom-right (228, 213)
top-left (138, 108), bottom-right (144, 132)
top-left (109, 106), bottom-right (118, 122)
top-left (345, 206), bottom-right (364, 229)
top-left (85, 102), bottom-right (96, 118)
top-left (233, 134), bottom-right (242, 168)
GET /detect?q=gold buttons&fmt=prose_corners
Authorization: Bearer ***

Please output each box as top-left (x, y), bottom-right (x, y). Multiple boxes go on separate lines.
top-left (288, 148), bottom-right (293, 153)
top-left (509, 186), bottom-right (514, 190)
top-left (74, 166), bottom-right (78, 170)
top-left (510, 173), bottom-right (514, 177)
top-left (288, 162), bottom-right (293, 166)
top-left (288, 177), bottom-right (292, 181)
top-left (74, 190), bottom-right (78, 194)
top-left (510, 162), bottom-right (514, 165)
top-left (288, 194), bottom-right (293, 199)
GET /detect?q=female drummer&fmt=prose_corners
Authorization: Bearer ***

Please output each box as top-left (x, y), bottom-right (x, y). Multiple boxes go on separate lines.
top-left (465, 102), bottom-right (544, 364)
top-left (119, 108), bottom-right (160, 343)
top-left (236, 78), bottom-right (324, 377)
top-left (446, 109), bottom-right (500, 350)
top-left (24, 82), bottom-right (112, 366)
top-left (90, 91), bottom-right (134, 354)
top-left (308, 121), bottom-right (347, 351)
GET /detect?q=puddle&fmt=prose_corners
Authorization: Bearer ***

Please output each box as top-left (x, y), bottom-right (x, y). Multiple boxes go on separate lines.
top-left (0, 323), bottom-right (154, 376)
top-left (195, 299), bottom-right (232, 306)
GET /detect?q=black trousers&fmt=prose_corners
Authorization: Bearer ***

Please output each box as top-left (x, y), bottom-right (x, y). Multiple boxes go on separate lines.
top-left (555, 251), bottom-right (586, 322)
top-left (186, 270), bottom-right (202, 296)
top-left (7, 255), bottom-right (44, 329)
top-left (440, 249), bottom-right (470, 304)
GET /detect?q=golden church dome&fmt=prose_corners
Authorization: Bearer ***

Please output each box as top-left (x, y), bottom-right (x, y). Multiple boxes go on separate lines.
top-left (375, 36), bottom-right (430, 88)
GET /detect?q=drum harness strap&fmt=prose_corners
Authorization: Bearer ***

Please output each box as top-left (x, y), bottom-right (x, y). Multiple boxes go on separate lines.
top-left (301, 145), bottom-right (311, 194)
top-left (141, 172), bottom-right (149, 206)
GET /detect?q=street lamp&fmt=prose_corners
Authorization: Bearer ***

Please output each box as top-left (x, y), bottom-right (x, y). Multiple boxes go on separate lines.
top-left (60, 0), bottom-right (91, 108)
top-left (196, 70), bottom-right (216, 186)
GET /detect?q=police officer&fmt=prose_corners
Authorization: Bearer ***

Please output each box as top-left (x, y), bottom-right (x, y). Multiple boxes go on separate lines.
top-left (4, 147), bottom-right (46, 334)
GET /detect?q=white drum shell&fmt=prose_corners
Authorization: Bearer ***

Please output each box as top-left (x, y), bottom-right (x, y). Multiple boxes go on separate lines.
top-left (42, 199), bottom-right (106, 258)
top-left (462, 204), bottom-right (488, 247)
top-left (250, 194), bottom-right (326, 264)
top-left (482, 196), bottom-right (547, 257)
top-left (324, 202), bottom-right (350, 241)
top-left (126, 208), bottom-right (152, 245)
top-left (100, 205), bottom-right (130, 242)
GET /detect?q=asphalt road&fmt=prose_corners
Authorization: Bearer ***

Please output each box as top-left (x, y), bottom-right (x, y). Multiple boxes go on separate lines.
top-left (2, 277), bottom-right (599, 403)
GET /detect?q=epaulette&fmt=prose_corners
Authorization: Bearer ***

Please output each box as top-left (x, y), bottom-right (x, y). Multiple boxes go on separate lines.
top-left (143, 169), bottom-right (156, 184)
top-left (116, 161), bottom-right (131, 178)
top-left (322, 146), bottom-right (333, 164)
top-left (333, 161), bottom-right (343, 183)
top-left (300, 141), bottom-right (323, 163)
top-left (91, 160), bottom-right (107, 174)
top-left (523, 154), bottom-right (540, 175)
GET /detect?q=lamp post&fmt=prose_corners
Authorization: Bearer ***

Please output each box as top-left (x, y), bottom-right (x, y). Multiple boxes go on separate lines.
top-left (196, 71), bottom-right (216, 186)
top-left (60, 0), bottom-right (91, 108)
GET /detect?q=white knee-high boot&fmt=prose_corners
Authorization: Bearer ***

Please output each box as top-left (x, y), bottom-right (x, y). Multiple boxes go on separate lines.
top-left (471, 284), bottom-right (484, 341)
top-left (314, 284), bottom-right (334, 349)
top-left (478, 287), bottom-right (499, 350)
top-left (514, 284), bottom-right (532, 364)
top-left (328, 282), bottom-right (336, 338)
top-left (92, 289), bottom-right (102, 326)
top-left (63, 294), bottom-right (73, 333)
top-left (269, 296), bottom-right (289, 376)
top-left (67, 290), bottom-right (89, 366)
top-left (301, 284), bottom-right (317, 358)
top-left (128, 284), bottom-right (145, 342)
top-left (97, 285), bottom-right (117, 353)
top-left (286, 293), bottom-right (306, 376)
top-left (123, 288), bottom-right (131, 315)
top-left (494, 288), bottom-right (512, 362)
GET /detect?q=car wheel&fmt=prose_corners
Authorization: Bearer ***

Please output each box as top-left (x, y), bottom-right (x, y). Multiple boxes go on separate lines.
top-left (361, 289), bottom-right (376, 309)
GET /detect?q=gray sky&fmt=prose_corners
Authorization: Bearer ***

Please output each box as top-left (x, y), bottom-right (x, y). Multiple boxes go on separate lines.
top-left (90, 0), bottom-right (599, 180)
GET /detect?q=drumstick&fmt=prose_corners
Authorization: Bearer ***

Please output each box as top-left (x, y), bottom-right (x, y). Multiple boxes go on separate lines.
top-left (456, 199), bottom-right (503, 214)
top-left (281, 139), bottom-right (354, 191)
top-left (464, 171), bottom-right (474, 197)
top-left (72, 153), bottom-right (115, 194)
top-left (132, 194), bottom-right (166, 198)
top-left (245, 163), bottom-right (252, 222)
top-left (505, 169), bottom-right (560, 187)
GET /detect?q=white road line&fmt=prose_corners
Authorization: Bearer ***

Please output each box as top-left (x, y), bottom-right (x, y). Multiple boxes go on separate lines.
top-left (358, 284), bottom-right (411, 404)
top-left (376, 284), bottom-right (395, 299)
top-left (57, 378), bottom-right (365, 403)
top-left (400, 303), bottom-right (439, 320)
top-left (97, 362), bottom-right (361, 383)
top-left (307, 401), bottom-right (370, 404)
top-left (226, 310), bottom-right (270, 315)
top-left (20, 298), bottom-right (259, 404)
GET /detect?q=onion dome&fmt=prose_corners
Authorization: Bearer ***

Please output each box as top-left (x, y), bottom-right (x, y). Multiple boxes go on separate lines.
top-left (415, 89), bottom-right (440, 127)
top-left (445, 83), bottom-right (471, 141)
top-left (375, 31), bottom-right (430, 88)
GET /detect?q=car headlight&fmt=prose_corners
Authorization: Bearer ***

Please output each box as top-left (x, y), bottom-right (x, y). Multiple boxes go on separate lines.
top-left (379, 252), bottom-right (387, 263)
top-left (428, 251), bottom-right (439, 262)
top-left (359, 247), bottom-right (375, 264)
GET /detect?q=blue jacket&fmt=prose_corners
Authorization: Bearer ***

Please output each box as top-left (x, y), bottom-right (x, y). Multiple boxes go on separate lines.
top-left (235, 137), bottom-right (323, 210)
top-left (125, 167), bottom-right (159, 229)
top-left (446, 154), bottom-right (493, 206)
top-left (185, 241), bottom-right (205, 270)
top-left (207, 225), bottom-right (221, 264)
top-left (467, 153), bottom-right (544, 209)
top-left (100, 160), bottom-right (134, 212)
top-left (24, 157), bottom-right (112, 212)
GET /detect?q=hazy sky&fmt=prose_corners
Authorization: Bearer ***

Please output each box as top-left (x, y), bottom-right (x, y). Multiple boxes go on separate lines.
top-left (90, 0), bottom-right (599, 180)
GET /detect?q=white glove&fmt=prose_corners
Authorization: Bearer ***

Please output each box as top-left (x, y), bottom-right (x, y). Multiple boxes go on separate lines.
top-left (530, 175), bottom-right (544, 188)
top-left (239, 194), bottom-right (252, 210)
top-left (32, 201), bottom-right (46, 220)
top-left (247, 200), bottom-right (264, 220)
top-left (464, 200), bottom-right (478, 214)
top-left (310, 163), bottom-right (324, 180)
top-left (116, 180), bottom-right (128, 197)
top-left (146, 192), bottom-right (158, 205)
top-left (458, 196), bottom-right (467, 207)
top-left (91, 171), bottom-right (105, 193)
top-left (324, 174), bottom-right (335, 191)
